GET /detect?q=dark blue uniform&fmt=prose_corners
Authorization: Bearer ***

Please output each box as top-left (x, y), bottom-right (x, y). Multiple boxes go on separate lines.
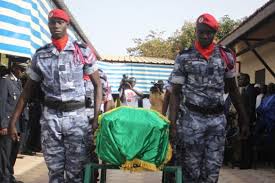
top-left (0, 73), bottom-right (23, 183)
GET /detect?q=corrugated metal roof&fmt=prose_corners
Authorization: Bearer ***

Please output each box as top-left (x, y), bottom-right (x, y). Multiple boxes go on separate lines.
top-left (100, 55), bottom-right (174, 65)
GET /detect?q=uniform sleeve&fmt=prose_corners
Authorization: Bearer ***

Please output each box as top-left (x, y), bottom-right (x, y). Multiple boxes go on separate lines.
top-left (169, 55), bottom-right (186, 84)
top-left (82, 47), bottom-right (98, 75)
top-left (26, 53), bottom-right (42, 82)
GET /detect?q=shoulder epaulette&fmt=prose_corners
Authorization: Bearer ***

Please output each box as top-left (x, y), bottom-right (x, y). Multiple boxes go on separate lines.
top-left (36, 43), bottom-right (51, 53)
top-left (179, 47), bottom-right (191, 55)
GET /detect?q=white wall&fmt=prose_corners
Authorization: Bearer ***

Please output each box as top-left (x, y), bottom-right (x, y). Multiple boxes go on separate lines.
top-left (237, 42), bottom-right (275, 84)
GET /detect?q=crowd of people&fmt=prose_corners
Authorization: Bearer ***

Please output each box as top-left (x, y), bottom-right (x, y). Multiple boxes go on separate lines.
top-left (0, 8), bottom-right (274, 183)
top-left (224, 73), bottom-right (275, 169)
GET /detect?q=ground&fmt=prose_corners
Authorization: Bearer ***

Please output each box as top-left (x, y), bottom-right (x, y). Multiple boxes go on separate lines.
top-left (14, 154), bottom-right (275, 183)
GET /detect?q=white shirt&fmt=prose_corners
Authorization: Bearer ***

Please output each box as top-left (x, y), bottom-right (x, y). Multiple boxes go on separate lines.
top-left (120, 87), bottom-right (142, 107)
top-left (256, 93), bottom-right (264, 109)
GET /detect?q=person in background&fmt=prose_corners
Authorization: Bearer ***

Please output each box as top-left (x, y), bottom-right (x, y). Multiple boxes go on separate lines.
top-left (119, 75), bottom-right (143, 107)
top-left (237, 73), bottom-right (257, 169)
top-left (254, 83), bottom-right (275, 163)
top-left (84, 69), bottom-right (114, 114)
top-left (149, 80), bottom-right (165, 113)
top-left (255, 84), bottom-right (267, 109)
top-left (84, 70), bottom-right (114, 181)
top-left (24, 87), bottom-right (43, 154)
top-left (99, 69), bottom-right (115, 112)
top-left (162, 79), bottom-right (174, 116)
top-left (0, 62), bottom-right (27, 183)
top-left (18, 71), bottom-right (32, 155)
top-left (238, 73), bottom-right (257, 127)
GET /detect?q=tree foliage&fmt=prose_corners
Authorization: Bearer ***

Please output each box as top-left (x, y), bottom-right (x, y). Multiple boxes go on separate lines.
top-left (127, 15), bottom-right (241, 59)
top-left (216, 15), bottom-right (242, 40)
top-left (127, 31), bottom-right (175, 59)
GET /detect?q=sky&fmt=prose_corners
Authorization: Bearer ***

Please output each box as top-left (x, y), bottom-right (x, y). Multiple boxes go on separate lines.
top-left (64, 0), bottom-right (270, 56)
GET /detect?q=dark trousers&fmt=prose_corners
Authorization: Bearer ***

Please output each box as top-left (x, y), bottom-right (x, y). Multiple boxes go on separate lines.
top-left (240, 138), bottom-right (253, 169)
top-left (20, 119), bottom-right (31, 153)
top-left (0, 135), bottom-right (10, 182)
top-left (27, 120), bottom-right (41, 152)
top-left (27, 103), bottom-right (42, 152)
top-left (0, 135), bottom-right (20, 183)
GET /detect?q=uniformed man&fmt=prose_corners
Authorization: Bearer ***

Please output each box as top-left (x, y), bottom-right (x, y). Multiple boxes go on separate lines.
top-left (83, 69), bottom-right (114, 180)
top-left (98, 69), bottom-right (115, 112)
top-left (0, 62), bottom-right (27, 183)
top-left (8, 9), bottom-right (102, 183)
top-left (169, 13), bottom-right (249, 183)
top-left (237, 73), bottom-right (256, 169)
top-left (84, 68), bottom-right (114, 115)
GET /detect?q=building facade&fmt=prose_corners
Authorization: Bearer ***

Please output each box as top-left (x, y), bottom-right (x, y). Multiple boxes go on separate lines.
top-left (220, 0), bottom-right (275, 84)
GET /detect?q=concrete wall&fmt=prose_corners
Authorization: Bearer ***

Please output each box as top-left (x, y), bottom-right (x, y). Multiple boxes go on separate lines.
top-left (237, 42), bottom-right (275, 84)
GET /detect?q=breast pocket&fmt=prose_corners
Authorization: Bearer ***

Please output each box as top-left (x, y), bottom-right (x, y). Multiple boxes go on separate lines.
top-left (72, 62), bottom-right (83, 80)
top-left (187, 61), bottom-right (208, 84)
top-left (210, 61), bottom-right (224, 86)
top-left (7, 83), bottom-right (20, 107)
top-left (39, 54), bottom-right (56, 88)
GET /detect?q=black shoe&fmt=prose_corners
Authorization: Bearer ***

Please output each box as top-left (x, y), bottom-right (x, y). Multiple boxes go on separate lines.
top-left (239, 165), bottom-right (251, 169)
top-left (21, 150), bottom-right (36, 156)
top-left (11, 179), bottom-right (24, 183)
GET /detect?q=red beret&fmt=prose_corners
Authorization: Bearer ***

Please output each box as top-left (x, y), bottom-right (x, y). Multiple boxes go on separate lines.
top-left (197, 13), bottom-right (219, 31)
top-left (48, 9), bottom-right (70, 23)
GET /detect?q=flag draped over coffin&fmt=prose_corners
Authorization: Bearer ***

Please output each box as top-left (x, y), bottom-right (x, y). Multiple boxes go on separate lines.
top-left (95, 106), bottom-right (172, 171)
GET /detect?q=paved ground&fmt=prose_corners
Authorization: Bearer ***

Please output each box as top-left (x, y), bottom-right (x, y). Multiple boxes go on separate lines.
top-left (14, 154), bottom-right (275, 183)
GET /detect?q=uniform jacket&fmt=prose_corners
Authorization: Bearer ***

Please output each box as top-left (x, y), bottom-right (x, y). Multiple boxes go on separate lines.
top-left (0, 73), bottom-right (22, 130)
top-left (170, 45), bottom-right (236, 109)
top-left (27, 38), bottom-right (98, 103)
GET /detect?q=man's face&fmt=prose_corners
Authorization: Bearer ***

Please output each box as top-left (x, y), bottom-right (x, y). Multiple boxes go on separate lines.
top-left (48, 18), bottom-right (68, 39)
top-left (237, 75), bottom-right (249, 87)
top-left (13, 66), bottom-right (25, 79)
top-left (196, 23), bottom-right (216, 48)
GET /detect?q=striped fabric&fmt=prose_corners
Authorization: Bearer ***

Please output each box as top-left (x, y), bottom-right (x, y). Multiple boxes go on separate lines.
top-left (97, 61), bottom-right (174, 94)
top-left (0, 0), bottom-right (77, 58)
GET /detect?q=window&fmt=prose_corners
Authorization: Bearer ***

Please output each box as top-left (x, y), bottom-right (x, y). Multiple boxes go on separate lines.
top-left (255, 69), bottom-right (265, 84)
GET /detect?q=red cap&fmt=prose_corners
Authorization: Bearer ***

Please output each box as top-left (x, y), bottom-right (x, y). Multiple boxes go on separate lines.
top-left (48, 9), bottom-right (70, 22)
top-left (197, 13), bottom-right (219, 31)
